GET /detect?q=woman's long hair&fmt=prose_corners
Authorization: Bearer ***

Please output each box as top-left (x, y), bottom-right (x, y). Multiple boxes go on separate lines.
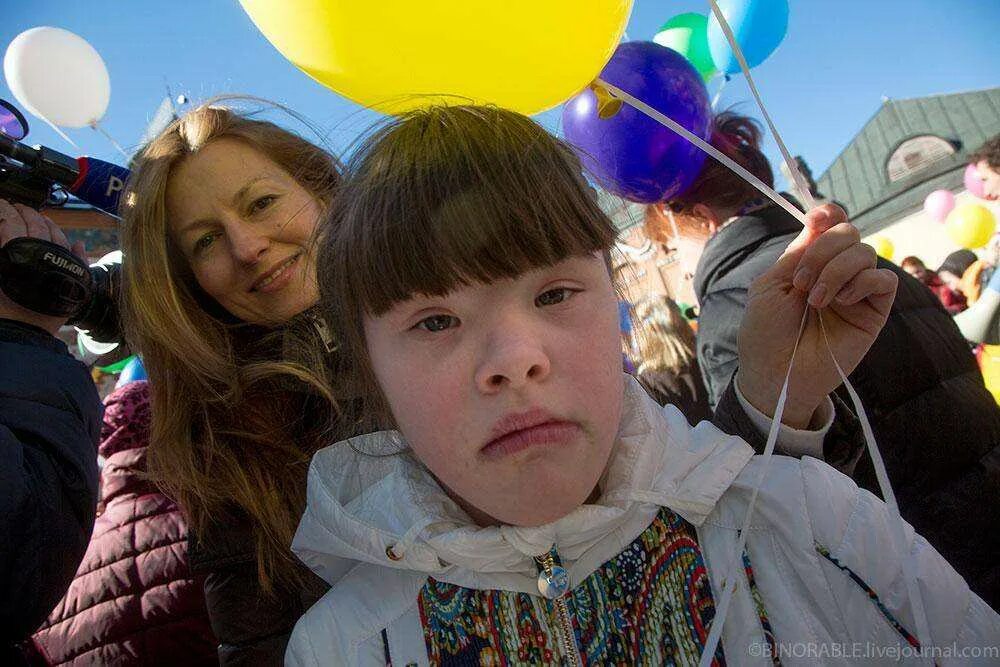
top-left (632, 296), bottom-right (697, 377)
top-left (120, 101), bottom-right (342, 592)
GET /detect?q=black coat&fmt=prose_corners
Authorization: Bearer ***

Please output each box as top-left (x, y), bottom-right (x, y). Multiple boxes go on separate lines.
top-left (637, 360), bottom-right (712, 425)
top-left (694, 204), bottom-right (1000, 608)
top-left (188, 509), bottom-right (328, 666)
top-left (0, 319), bottom-right (102, 655)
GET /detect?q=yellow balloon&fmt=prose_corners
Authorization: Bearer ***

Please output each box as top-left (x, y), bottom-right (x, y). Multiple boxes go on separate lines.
top-left (238, 0), bottom-right (633, 115)
top-left (981, 345), bottom-right (1000, 405)
top-left (870, 236), bottom-right (894, 261)
top-left (945, 203), bottom-right (997, 250)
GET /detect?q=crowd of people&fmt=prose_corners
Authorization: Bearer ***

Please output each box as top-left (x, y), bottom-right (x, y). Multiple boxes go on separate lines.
top-left (1, 102), bottom-right (999, 666)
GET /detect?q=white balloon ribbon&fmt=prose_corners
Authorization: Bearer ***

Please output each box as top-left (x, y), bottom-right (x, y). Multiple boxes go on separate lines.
top-left (698, 307), bottom-right (809, 667)
top-left (91, 120), bottom-right (131, 161)
top-left (705, 0), bottom-right (818, 211)
top-left (39, 115), bottom-right (80, 150)
top-left (703, 5), bottom-right (931, 663)
top-left (710, 74), bottom-right (730, 110)
top-left (597, 5), bottom-right (932, 663)
top-left (818, 314), bottom-right (935, 654)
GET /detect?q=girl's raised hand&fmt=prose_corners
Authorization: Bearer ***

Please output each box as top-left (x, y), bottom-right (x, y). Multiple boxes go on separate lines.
top-left (736, 204), bottom-right (898, 428)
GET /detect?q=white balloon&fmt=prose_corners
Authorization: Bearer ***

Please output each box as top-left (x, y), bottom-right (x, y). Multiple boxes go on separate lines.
top-left (93, 249), bottom-right (123, 268)
top-left (76, 328), bottom-right (118, 356)
top-left (3, 26), bottom-right (110, 128)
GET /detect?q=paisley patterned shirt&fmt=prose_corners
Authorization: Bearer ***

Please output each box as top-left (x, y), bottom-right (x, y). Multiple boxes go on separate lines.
top-left (416, 508), bottom-right (777, 666)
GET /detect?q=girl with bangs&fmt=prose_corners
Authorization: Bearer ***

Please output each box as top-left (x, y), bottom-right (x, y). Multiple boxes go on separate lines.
top-left (288, 106), bottom-right (999, 665)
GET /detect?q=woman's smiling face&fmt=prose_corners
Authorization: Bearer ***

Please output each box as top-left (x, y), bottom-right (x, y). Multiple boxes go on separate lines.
top-left (166, 137), bottom-right (322, 324)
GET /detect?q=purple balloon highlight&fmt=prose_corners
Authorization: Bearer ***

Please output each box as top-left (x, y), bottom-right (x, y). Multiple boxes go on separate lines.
top-left (923, 189), bottom-right (955, 222)
top-left (965, 163), bottom-right (987, 199)
top-left (562, 41), bottom-right (711, 204)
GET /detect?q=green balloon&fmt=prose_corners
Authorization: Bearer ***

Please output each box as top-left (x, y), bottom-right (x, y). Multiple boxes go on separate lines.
top-left (653, 13), bottom-right (718, 83)
top-left (97, 354), bottom-right (136, 374)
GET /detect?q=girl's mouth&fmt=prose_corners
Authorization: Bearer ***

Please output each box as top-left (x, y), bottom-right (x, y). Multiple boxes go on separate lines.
top-left (481, 418), bottom-right (580, 460)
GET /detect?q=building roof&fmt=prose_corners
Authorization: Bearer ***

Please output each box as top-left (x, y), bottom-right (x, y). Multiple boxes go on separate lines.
top-left (46, 200), bottom-right (118, 229)
top-left (815, 87), bottom-right (1000, 235)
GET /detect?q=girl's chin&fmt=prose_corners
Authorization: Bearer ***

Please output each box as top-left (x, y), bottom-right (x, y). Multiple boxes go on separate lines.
top-left (481, 486), bottom-right (602, 528)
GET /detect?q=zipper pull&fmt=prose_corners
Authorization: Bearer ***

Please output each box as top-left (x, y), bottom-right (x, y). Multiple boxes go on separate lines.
top-left (538, 565), bottom-right (570, 599)
top-left (308, 312), bottom-right (337, 353)
top-left (535, 550), bottom-right (570, 599)
top-left (535, 549), bottom-right (583, 667)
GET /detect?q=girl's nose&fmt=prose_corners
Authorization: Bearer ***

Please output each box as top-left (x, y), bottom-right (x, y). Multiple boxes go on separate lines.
top-left (475, 323), bottom-right (551, 394)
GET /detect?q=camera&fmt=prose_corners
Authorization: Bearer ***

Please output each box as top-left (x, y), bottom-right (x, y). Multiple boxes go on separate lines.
top-left (0, 99), bottom-right (122, 344)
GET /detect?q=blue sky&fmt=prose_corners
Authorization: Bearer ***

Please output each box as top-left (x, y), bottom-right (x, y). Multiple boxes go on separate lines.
top-left (3, 1), bottom-right (998, 187)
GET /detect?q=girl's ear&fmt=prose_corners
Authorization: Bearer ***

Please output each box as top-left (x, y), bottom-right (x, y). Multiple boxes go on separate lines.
top-left (691, 203), bottom-right (720, 236)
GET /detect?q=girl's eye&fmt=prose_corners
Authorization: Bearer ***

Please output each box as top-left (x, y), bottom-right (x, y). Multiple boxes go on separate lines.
top-left (535, 288), bottom-right (576, 307)
top-left (250, 195), bottom-right (277, 214)
top-left (416, 314), bottom-right (459, 333)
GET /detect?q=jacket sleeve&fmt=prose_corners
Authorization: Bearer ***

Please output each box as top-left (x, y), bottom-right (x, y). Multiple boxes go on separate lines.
top-left (713, 373), bottom-right (865, 475)
top-left (200, 564), bottom-right (302, 665)
top-left (802, 458), bottom-right (1000, 662)
top-left (696, 289), bottom-right (745, 409)
top-left (0, 320), bottom-right (102, 641)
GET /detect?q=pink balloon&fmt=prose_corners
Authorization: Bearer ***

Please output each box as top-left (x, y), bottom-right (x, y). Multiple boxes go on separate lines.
top-left (924, 189), bottom-right (956, 222)
top-left (965, 163), bottom-right (987, 199)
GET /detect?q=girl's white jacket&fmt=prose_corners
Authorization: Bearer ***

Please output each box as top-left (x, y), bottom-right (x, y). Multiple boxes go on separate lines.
top-left (286, 376), bottom-right (1000, 665)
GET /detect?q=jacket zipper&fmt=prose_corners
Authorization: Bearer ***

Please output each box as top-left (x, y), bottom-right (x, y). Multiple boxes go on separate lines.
top-left (536, 550), bottom-right (583, 667)
top-left (307, 312), bottom-right (337, 353)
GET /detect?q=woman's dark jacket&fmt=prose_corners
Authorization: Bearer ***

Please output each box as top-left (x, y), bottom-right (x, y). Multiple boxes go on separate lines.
top-left (188, 510), bottom-right (328, 665)
top-left (693, 203), bottom-right (1000, 608)
top-left (185, 319), bottom-right (333, 666)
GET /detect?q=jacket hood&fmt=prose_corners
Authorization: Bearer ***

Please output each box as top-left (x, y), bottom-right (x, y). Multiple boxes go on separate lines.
top-left (292, 375), bottom-right (753, 592)
top-left (99, 380), bottom-right (159, 503)
top-left (693, 202), bottom-right (803, 303)
top-left (99, 380), bottom-right (151, 458)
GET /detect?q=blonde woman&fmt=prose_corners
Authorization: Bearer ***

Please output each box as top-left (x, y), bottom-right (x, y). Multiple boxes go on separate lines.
top-left (632, 296), bottom-right (711, 423)
top-left (120, 103), bottom-right (346, 664)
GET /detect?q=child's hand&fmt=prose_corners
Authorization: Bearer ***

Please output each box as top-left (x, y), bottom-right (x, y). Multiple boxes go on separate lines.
top-left (736, 204), bottom-right (898, 428)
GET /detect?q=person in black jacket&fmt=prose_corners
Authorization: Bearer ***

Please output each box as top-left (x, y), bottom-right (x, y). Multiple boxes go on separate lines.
top-left (0, 199), bottom-right (103, 662)
top-left (661, 111), bottom-right (1000, 608)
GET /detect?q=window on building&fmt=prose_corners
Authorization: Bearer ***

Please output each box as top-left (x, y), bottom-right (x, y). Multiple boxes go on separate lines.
top-left (886, 135), bottom-right (956, 182)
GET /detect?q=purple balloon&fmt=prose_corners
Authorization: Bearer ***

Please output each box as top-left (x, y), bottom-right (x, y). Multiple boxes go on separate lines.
top-left (563, 41), bottom-right (711, 204)
top-left (965, 163), bottom-right (987, 199)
